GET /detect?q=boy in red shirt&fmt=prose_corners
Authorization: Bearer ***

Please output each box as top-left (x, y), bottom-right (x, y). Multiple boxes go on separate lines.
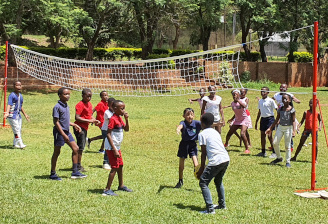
top-left (87, 91), bottom-right (109, 153)
top-left (74, 88), bottom-right (100, 172)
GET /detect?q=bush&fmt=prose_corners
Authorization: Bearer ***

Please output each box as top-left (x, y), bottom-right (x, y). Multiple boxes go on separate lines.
top-left (145, 54), bottom-right (175, 69)
top-left (292, 52), bottom-right (313, 63)
top-left (170, 49), bottom-right (199, 57)
top-left (240, 71), bottom-right (251, 82)
top-left (239, 51), bottom-right (261, 62)
top-left (152, 49), bottom-right (171, 55)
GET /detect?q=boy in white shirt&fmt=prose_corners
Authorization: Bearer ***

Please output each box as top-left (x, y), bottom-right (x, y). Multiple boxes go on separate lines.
top-left (255, 87), bottom-right (278, 157)
top-left (197, 113), bottom-right (230, 214)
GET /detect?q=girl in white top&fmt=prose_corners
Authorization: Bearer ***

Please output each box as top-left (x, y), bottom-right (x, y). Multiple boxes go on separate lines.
top-left (201, 85), bottom-right (225, 133)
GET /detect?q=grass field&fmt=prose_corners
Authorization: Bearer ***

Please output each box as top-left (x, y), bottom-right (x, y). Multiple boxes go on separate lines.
top-left (1, 87), bottom-right (328, 223)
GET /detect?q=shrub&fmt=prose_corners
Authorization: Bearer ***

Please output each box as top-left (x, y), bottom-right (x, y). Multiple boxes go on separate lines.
top-left (170, 49), bottom-right (199, 57)
top-left (292, 52), bottom-right (313, 63)
top-left (239, 51), bottom-right (261, 61)
top-left (240, 71), bottom-right (251, 82)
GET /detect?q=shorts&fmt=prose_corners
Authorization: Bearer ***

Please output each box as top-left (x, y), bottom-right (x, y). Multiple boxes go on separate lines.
top-left (106, 150), bottom-right (123, 169)
top-left (8, 117), bottom-right (22, 135)
top-left (177, 141), bottom-right (198, 158)
top-left (53, 128), bottom-right (75, 147)
top-left (260, 116), bottom-right (275, 132)
top-left (101, 129), bottom-right (107, 139)
top-left (302, 129), bottom-right (318, 138)
top-left (74, 127), bottom-right (87, 151)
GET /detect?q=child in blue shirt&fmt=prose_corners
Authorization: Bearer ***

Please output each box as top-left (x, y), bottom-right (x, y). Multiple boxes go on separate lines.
top-left (175, 108), bottom-right (201, 188)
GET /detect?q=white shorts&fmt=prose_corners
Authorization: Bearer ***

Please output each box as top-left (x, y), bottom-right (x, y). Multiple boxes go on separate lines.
top-left (8, 117), bottom-right (22, 136)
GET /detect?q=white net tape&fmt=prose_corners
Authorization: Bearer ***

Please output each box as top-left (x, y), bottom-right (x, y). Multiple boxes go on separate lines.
top-left (10, 44), bottom-right (243, 96)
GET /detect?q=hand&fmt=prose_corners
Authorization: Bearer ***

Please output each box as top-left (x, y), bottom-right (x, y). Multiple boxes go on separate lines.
top-left (196, 166), bottom-right (204, 179)
top-left (94, 120), bottom-right (101, 126)
top-left (220, 120), bottom-right (225, 127)
top-left (227, 119), bottom-right (233, 124)
top-left (113, 150), bottom-right (120, 158)
top-left (123, 112), bottom-right (129, 119)
top-left (255, 97), bottom-right (261, 101)
top-left (25, 114), bottom-right (30, 122)
top-left (319, 127), bottom-right (322, 131)
top-left (74, 124), bottom-right (82, 133)
top-left (188, 99), bottom-right (193, 104)
top-left (176, 128), bottom-right (181, 135)
top-left (3, 112), bottom-right (9, 119)
top-left (292, 131), bottom-right (296, 137)
top-left (63, 134), bottom-right (70, 143)
top-left (265, 128), bottom-right (271, 135)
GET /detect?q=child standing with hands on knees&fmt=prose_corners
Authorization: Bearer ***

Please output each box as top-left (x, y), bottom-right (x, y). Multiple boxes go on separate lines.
top-left (201, 85), bottom-right (225, 133)
top-left (175, 108), bottom-right (201, 188)
top-left (266, 94), bottom-right (296, 168)
top-left (197, 113), bottom-right (230, 214)
top-left (4, 81), bottom-right (30, 149)
top-left (291, 99), bottom-right (322, 162)
top-left (102, 100), bottom-right (132, 196)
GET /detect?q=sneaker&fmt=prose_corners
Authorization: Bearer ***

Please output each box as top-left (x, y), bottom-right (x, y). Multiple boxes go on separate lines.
top-left (98, 149), bottom-right (105, 154)
top-left (214, 205), bottom-right (227, 210)
top-left (71, 171), bottom-right (87, 179)
top-left (200, 210), bottom-right (215, 214)
top-left (103, 163), bottom-right (111, 170)
top-left (244, 149), bottom-right (250, 154)
top-left (78, 165), bottom-right (86, 172)
top-left (286, 163), bottom-right (291, 168)
top-left (270, 158), bottom-right (283, 164)
top-left (118, 186), bottom-right (133, 192)
top-left (256, 152), bottom-right (267, 157)
top-left (49, 173), bottom-right (62, 181)
top-left (102, 189), bottom-right (118, 196)
top-left (174, 181), bottom-right (183, 188)
top-left (86, 137), bottom-right (91, 149)
top-left (269, 153), bottom-right (277, 159)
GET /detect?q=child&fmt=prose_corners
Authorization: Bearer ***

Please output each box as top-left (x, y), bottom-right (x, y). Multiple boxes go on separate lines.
top-left (4, 81), bottom-right (30, 149)
top-left (74, 88), bottom-right (100, 172)
top-left (291, 99), bottom-right (322, 162)
top-left (240, 88), bottom-right (252, 147)
top-left (201, 85), bottom-right (225, 133)
top-left (188, 88), bottom-right (206, 110)
top-left (102, 100), bottom-right (132, 196)
top-left (224, 90), bottom-right (251, 154)
top-left (87, 91), bottom-right (109, 153)
top-left (101, 97), bottom-right (115, 170)
top-left (266, 94), bottom-right (296, 167)
top-left (255, 87), bottom-right (278, 157)
top-left (175, 108), bottom-right (201, 188)
top-left (50, 87), bottom-right (87, 180)
top-left (197, 113), bottom-right (230, 214)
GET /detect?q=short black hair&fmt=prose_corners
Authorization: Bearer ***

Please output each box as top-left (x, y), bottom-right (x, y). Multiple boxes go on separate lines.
top-left (13, 80), bottom-right (21, 86)
top-left (201, 113), bottom-right (214, 127)
top-left (108, 97), bottom-right (115, 104)
top-left (113, 100), bottom-right (124, 108)
top-left (261, 86), bottom-right (269, 91)
top-left (82, 88), bottom-right (92, 95)
top-left (100, 91), bottom-right (107, 97)
top-left (183, 108), bottom-right (194, 115)
top-left (58, 87), bottom-right (69, 96)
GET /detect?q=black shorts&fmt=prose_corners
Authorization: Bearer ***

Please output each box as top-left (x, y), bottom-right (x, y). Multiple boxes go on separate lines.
top-left (260, 116), bottom-right (275, 132)
top-left (74, 127), bottom-right (87, 151)
top-left (177, 141), bottom-right (198, 158)
top-left (302, 129), bottom-right (318, 138)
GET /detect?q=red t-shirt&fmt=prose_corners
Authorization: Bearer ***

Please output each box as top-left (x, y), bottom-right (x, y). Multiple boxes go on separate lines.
top-left (94, 100), bottom-right (108, 127)
top-left (74, 101), bottom-right (93, 131)
top-left (305, 110), bottom-right (319, 131)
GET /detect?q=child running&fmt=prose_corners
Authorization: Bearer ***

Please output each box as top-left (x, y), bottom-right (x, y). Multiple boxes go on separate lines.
top-left (201, 85), bottom-right (225, 133)
top-left (197, 113), bottom-right (230, 214)
top-left (101, 97), bottom-right (115, 170)
top-left (74, 88), bottom-right (100, 172)
top-left (4, 81), bottom-right (30, 149)
top-left (102, 100), bottom-right (132, 196)
top-left (266, 94), bottom-right (296, 167)
top-left (255, 87), bottom-right (278, 157)
top-left (291, 99), bottom-right (322, 162)
top-left (87, 91), bottom-right (109, 153)
top-left (224, 89), bottom-right (251, 154)
top-left (50, 87), bottom-right (86, 180)
top-left (188, 88), bottom-right (206, 110)
top-left (175, 108), bottom-right (201, 188)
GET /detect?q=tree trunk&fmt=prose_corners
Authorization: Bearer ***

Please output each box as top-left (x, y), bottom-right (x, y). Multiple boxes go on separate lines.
top-left (259, 40), bottom-right (267, 62)
top-left (172, 23), bottom-right (180, 50)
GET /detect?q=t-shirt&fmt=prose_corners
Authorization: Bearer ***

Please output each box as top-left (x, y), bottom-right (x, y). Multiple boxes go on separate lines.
top-left (197, 98), bottom-right (203, 110)
top-left (273, 92), bottom-right (294, 108)
top-left (101, 110), bottom-right (114, 131)
top-left (53, 100), bottom-right (70, 132)
top-left (258, 97), bottom-right (277, 118)
top-left (278, 107), bottom-right (295, 126)
top-left (179, 120), bottom-right (201, 141)
top-left (74, 101), bottom-right (93, 131)
top-left (94, 100), bottom-right (108, 127)
top-left (305, 110), bottom-right (319, 131)
top-left (104, 114), bottom-right (125, 150)
top-left (7, 92), bottom-right (23, 119)
top-left (203, 95), bottom-right (222, 122)
top-left (198, 128), bottom-right (230, 166)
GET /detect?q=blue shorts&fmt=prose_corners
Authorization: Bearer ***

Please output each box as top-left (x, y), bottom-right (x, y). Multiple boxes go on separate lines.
top-left (260, 116), bottom-right (275, 132)
top-left (302, 129), bottom-right (318, 138)
top-left (177, 141), bottom-right (198, 158)
top-left (53, 128), bottom-right (75, 147)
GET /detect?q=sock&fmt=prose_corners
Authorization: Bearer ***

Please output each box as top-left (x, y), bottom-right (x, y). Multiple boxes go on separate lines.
top-left (73, 164), bottom-right (78, 173)
top-left (50, 171), bottom-right (56, 175)
top-left (179, 179), bottom-right (183, 184)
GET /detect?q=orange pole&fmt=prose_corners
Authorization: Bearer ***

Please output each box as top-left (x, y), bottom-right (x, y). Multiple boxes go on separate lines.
top-left (318, 99), bottom-right (328, 147)
top-left (2, 41), bottom-right (8, 127)
top-left (311, 21), bottom-right (318, 190)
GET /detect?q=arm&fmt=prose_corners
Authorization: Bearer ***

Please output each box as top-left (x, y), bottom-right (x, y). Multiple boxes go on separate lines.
top-left (3, 105), bottom-right (10, 119)
top-left (297, 111), bottom-right (306, 130)
top-left (75, 114), bottom-right (99, 125)
top-left (54, 118), bottom-right (70, 143)
top-left (92, 108), bottom-right (96, 114)
top-left (21, 107), bottom-right (30, 121)
top-left (318, 113), bottom-right (323, 131)
top-left (237, 99), bottom-right (247, 108)
top-left (228, 115), bottom-right (235, 124)
top-left (292, 96), bottom-right (301, 104)
top-left (176, 124), bottom-right (183, 135)
top-left (201, 100), bottom-right (207, 115)
top-left (188, 98), bottom-right (198, 104)
top-left (255, 109), bottom-right (261, 130)
top-left (223, 105), bottom-right (231, 109)
top-left (292, 111), bottom-right (296, 137)
top-left (265, 113), bottom-right (280, 135)
top-left (70, 122), bottom-right (81, 133)
top-left (219, 103), bottom-right (225, 125)
top-left (123, 112), bottom-right (129, 132)
top-left (197, 145), bottom-right (207, 179)
top-left (106, 129), bottom-right (120, 158)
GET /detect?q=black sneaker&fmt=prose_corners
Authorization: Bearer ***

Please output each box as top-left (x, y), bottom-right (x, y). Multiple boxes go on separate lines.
top-left (174, 181), bottom-right (183, 188)
top-left (49, 173), bottom-right (62, 181)
top-left (256, 152), bottom-right (267, 157)
top-left (270, 158), bottom-right (283, 164)
top-left (118, 186), bottom-right (133, 192)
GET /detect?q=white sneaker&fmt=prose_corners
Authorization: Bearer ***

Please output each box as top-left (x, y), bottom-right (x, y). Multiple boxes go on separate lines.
top-left (103, 163), bottom-right (111, 170)
top-left (269, 153), bottom-right (277, 159)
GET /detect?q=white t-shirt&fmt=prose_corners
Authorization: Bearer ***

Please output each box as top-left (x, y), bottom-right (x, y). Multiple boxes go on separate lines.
top-left (101, 110), bottom-right (113, 130)
top-left (203, 95), bottom-right (222, 122)
top-left (198, 128), bottom-right (230, 166)
top-left (273, 92), bottom-right (294, 108)
top-left (258, 97), bottom-right (277, 117)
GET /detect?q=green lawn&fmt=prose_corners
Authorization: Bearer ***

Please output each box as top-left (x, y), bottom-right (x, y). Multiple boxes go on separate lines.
top-left (1, 87), bottom-right (328, 223)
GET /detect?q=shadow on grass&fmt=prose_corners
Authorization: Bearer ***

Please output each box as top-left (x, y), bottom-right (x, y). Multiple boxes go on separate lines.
top-left (89, 165), bottom-right (103, 169)
top-left (259, 162), bottom-right (284, 167)
top-left (173, 203), bottom-right (203, 212)
top-left (157, 185), bottom-right (196, 194)
top-left (84, 150), bottom-right (102, 154)
top-left (226, 149), bottom-right (241, 152)
top-left (88, 189), bottom-right (105, 194)
top-left (34, 175), bottom-right (68, 179)
top-left (0, 145), bottom-right (14, 149)
top-left (59, 168), bottom-right (72, 171)
top-left (292, 160), bottom-right (311, 163)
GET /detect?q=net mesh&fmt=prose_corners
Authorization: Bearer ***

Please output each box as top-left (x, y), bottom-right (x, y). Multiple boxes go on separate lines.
top-left (10, 44), bottom-right (243, 96)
